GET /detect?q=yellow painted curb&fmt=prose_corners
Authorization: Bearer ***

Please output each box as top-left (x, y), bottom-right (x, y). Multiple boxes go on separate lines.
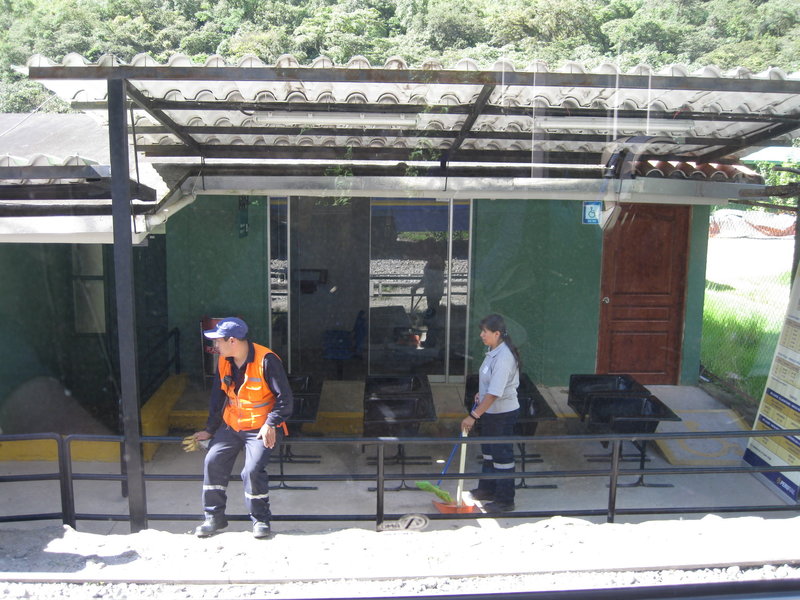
top-left (654, 409), bottom-right (750, 466)
top-left (141, 373), bottom-right (188, 460)
top-left (0, 439), bottom-right (126, 462)
top-left (302, 412), bottom-right (363, 436)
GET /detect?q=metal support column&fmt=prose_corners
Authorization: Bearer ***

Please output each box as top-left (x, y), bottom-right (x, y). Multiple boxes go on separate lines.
top-left (108, 78), bottom-right (148, 532)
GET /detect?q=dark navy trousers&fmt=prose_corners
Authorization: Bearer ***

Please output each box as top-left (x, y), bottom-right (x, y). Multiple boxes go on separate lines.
top-left (202, 425), bottom-right (279, 523)
top-left (476, 409), bottom-right (518, 503)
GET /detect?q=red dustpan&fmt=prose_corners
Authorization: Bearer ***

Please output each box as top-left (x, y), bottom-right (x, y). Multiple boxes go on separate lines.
top-left (433, 430), bottom-right (477, 514)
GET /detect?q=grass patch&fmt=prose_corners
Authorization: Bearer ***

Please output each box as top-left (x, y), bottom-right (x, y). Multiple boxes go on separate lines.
top-left (702, 285), bottom-right (785, 406)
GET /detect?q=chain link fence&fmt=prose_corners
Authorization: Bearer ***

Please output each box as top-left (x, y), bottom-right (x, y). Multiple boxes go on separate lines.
top-left (701, 203), bottom-right (795, 413)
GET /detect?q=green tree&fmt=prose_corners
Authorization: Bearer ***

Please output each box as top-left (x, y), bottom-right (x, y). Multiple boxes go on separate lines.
top-left (602, 2), bottom-right (695, 57)
top-left (0, 76), bottom-right (70, 113)
top-left (486, 0), bottom-right (606, 50)
top-left (701, 0), bottom-right (758, 40)
top-left (698, 37), bottom-right (784, 71)
top-left (179, 22), bottom-right (228, 57)
top-left (217, 22), bottom-right (290, 62)
top-left (755, 0), bottom-right (800, 36)
top-left (423, 0), bottom-right (489, 52)
top-left (4, 0), bottom-right (106, 63)
top-left (292, 6), bottom-right (333, 60)
top-left (2, 0), bottom-right (800, 111)
top-left (322, 5), bottom-right (389, 62)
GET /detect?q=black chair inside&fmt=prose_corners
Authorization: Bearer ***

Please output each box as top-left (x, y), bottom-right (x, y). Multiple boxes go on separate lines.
top-left (364, 395), bottom-right (422, 437)
top-left (567, 374), bottom-right (649, 421)
top-left (280, 374), bottom-right (322, 465)
top-left (365, 374), bottom-right (430, 395)
top-left (583, 391), bottom-right (681, 488)
top-left (586, 392), bottom-right (680, 435)
top-left (286, 374), bottom-right (321, 433)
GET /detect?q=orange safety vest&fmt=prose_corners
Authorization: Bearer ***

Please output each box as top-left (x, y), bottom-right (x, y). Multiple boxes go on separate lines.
top-left (218, 343), bottom-right (277, 432)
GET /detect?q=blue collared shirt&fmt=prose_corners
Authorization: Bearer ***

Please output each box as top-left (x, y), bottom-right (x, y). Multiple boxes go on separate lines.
top-left (478, 342), bottom-right (519, 414)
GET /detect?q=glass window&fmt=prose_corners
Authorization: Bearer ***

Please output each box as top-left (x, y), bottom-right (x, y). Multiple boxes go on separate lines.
top-left (71, 245), bottom-right (106, 334)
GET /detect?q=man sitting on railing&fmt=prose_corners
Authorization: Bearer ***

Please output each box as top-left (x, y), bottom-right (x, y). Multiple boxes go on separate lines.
top-left (191, 317), bottom-right (293, 539)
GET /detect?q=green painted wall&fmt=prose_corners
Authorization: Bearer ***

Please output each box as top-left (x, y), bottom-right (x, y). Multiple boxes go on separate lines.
top-left (0, 244), bottom-right (126, 432)
top-left (469, 199), bottom-right (603, 386)
top-left (0, 245), bottom-right (71, 400)
top-left (680, 205), bottom-right (711, 385)
top-left (165, 196), bottom-right (708, 387)
top-left (166, 195), bottom-right (270, 380)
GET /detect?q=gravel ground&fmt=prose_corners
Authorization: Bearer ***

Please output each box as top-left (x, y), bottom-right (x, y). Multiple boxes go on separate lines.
top-left (2, 516), bottom-right (800, 599)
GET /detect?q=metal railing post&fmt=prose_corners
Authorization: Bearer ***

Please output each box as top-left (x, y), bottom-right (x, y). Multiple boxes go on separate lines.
top-left (58, 435), bottom-right (77, 528)
top-left (6, 430), bottom-right (800, 528)
top-left (607, 438), bottom-right (621, 523)
top-left (376, 442), bottom-right (385, 529)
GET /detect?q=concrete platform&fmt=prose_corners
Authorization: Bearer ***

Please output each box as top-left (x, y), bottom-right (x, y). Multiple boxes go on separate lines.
top-left (1, 397), bottom-right (794, 538)
top-left (2, 378), bottom-right (795, 539)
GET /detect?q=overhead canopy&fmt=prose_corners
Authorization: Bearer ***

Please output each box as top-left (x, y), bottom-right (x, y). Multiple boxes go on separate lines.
top-left (21, 53), bottom-right (800, 174)
top-left (3, 52), bottom-right (799, 241)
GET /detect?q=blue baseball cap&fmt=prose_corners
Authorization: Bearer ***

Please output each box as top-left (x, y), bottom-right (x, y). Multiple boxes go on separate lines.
top-left (203, 317), bottom-right (248, 339)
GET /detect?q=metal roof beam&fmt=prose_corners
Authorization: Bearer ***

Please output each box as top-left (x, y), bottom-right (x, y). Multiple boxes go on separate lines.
top-left (128, 124), bottom-right (788, 149)
top-left (702, 121), bottom-right (800, 162)
top-left (134, 124), bottom-right (456, 139)
top-left (124, 81), bottom-right (203, 155)
top-left (173, 162), bottom-right (604, 179)
top-left (0, 165), bottom-right (112, 180)
top-left (28, 66), bottom-right (800, 94)
top-left (0, 203), bottom-right (156, 216)
top-left (441, 84), bottom-right (494, 167)
top-left (0, 181), bottom-right (157, 202)
top-left (140, 144), bottom-right (601, 164)
top-left (89, 99), bottom-right (800, 126)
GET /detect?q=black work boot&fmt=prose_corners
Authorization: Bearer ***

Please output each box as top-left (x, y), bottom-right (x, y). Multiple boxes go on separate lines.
top-left (483, 500), bottom-right (515, 513)
top-left (194, 515), bottom-right (228, 537)
top-left (469, 488), bottom-right (495, 501)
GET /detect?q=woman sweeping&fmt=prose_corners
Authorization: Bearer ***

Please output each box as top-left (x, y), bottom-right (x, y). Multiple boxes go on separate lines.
top-left (461, 314), bottom-right (521, 513)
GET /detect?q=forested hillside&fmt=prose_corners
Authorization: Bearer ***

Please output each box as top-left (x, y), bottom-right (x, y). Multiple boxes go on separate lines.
top-left (1, 0), bottom-right (799, 112)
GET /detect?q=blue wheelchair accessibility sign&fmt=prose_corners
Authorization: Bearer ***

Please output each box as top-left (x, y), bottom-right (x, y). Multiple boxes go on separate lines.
top-left (582, 201), bottom-right (602, 224)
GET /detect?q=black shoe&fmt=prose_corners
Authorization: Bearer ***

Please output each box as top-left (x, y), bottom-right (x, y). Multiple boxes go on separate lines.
top-left (194, 515), bottom-right (228, 537)
top-left (484, 500), bottom-right (515, 513)
top-left (253, 521), bottom-right (271, 539)
top-left (469, 488), bottom-right (495, 501)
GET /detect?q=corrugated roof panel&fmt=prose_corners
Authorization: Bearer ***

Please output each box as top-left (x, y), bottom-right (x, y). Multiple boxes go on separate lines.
top-left (15, 53), bottom-right (800, 179)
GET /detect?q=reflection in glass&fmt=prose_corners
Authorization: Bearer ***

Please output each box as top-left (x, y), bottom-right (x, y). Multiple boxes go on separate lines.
top-left (369, 199), bottom-right (470, 380)
top-left (269, 198), bottom-right (288, 361)
top-left (289, 197), bottom-right (370, 381)
top-left (71, 245), bottom-right (106, 334)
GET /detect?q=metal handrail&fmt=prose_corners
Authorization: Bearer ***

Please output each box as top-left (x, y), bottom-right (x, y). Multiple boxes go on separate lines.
top-left (1, 428), bottom-right (799, 531)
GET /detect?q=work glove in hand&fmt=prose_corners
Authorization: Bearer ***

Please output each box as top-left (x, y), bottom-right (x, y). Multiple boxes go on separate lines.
top-left (182, 435), bottom-right (202, 452)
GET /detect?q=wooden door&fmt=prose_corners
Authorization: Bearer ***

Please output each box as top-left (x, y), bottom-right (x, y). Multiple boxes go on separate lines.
top-left (596, 203), bottom-right (690, 384)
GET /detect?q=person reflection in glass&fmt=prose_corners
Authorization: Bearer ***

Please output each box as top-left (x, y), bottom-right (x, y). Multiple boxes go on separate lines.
top-left (412, 254), bottom-right (444, 348)
top-left (412, 254), bottom-right (444, 316)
